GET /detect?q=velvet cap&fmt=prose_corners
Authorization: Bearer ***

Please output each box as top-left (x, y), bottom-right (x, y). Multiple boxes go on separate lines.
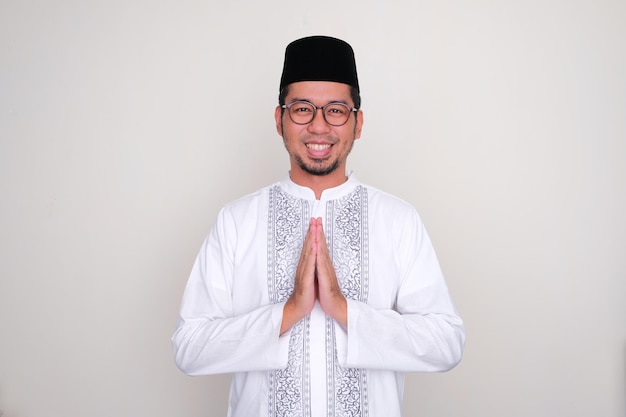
top-left (279, 36), bottom-right (359, 93)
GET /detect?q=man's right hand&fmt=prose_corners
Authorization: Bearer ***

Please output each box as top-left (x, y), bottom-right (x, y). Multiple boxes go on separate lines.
top-left (280, 218), bottom-right (318, 335)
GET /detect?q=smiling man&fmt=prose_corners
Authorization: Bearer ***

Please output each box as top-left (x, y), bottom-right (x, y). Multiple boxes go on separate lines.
top-left (277, 80), bottom-right (362, 186)
top-left (172, 36), bottom-right (465, 417)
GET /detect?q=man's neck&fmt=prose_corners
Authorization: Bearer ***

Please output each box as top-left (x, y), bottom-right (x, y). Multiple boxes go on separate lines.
top-left (289, 170), bottom-right (348, 200)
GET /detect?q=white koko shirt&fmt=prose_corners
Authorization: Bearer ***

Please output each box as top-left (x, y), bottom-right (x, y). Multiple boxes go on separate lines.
top-left (172, 172), bottom-right (465, 417)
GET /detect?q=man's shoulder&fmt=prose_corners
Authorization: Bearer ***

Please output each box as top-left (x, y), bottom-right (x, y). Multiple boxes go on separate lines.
top-left (360, 183), bottom-right (418, 214)
top-left (221, 183), bottom-right (276, 213)
top-left (357, 184), bottom-right (427, 234)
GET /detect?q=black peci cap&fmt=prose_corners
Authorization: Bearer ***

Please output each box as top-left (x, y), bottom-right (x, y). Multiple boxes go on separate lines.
top-left (279, 36), bottom-right (359, 93)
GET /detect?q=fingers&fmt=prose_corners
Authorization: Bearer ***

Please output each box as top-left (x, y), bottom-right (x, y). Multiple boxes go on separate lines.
top-left (283, 218), bottom-right (317, 331)
top-left (312, 217), bottom-right (348, 326)
top-left (299, 218), bottom-right (317, 277)
top-left (283, 217), bottom-right (347, 333)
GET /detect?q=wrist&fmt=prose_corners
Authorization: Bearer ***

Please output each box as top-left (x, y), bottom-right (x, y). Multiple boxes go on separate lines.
top-left (280, 298), bottom-right (306, 335)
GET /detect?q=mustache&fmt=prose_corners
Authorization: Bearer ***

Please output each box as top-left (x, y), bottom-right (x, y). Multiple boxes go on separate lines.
top-left (300, 134), bottom-right (339, 143)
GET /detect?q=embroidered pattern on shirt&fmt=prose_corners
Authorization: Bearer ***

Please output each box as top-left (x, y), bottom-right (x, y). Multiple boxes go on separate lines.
top-left (325, 186), bottom-right (370, 417)
top-left (267, 185), bottom-right (311, 417)
top-left (267, 184), bottom-right (370, 417)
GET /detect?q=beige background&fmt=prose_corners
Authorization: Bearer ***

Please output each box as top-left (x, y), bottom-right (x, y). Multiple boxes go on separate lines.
top-left (1, 1), bottom-right (625, 416)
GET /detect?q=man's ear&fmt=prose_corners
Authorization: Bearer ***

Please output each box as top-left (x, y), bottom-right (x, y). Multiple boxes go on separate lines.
top-left (354, 109), bottom-right (364, 139)
top-left (274, 106), bottom-right (283, 136)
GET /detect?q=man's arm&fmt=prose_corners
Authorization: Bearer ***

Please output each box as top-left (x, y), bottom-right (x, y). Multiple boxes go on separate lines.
top-left (172, 207), bottom-right (290, 375)
top-left (334, 208), bottom-right (465, 372)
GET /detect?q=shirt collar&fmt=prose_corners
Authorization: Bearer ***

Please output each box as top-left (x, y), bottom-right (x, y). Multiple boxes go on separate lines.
top-left (279, 170), bottom-right (360, 201)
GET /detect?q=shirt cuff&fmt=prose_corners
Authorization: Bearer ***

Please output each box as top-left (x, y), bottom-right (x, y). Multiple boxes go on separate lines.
top-left (335, 299), bottom-right (358, 367)
top-left (273, 302), bottom-right (291, 368)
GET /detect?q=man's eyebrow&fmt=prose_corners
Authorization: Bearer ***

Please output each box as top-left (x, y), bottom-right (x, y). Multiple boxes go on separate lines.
top-left (289, 97), bottom-right (350, 105)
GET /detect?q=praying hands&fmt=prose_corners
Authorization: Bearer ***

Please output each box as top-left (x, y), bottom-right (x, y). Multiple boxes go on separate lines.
top-left (280, 217), bottom-right (347, 335)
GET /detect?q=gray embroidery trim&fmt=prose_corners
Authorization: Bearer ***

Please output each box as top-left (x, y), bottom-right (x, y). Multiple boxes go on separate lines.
top-left (267, 185), bottom-right (369, 417)
top-left (268, 185), bottom-right (311, 417)
top-left (326, 186), bottom-right (370, 417)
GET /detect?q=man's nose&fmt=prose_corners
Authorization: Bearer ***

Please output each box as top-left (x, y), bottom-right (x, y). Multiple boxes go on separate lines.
top-left (307, 108), bottom-right (331, 133)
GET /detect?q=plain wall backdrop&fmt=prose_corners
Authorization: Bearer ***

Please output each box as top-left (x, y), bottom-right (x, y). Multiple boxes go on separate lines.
top-left (1, 1), bottom-right (625, 416)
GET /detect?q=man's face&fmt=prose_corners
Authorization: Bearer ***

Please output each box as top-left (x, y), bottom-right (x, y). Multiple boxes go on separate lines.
top-left (275, 81), bottom-right (363, 182)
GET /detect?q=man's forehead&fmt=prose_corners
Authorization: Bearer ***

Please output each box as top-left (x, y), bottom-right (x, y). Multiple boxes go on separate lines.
top-left (285, 81), bottom-right (352, 101)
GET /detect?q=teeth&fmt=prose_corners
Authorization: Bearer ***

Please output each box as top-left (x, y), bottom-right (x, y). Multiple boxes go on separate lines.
top-left (307, 144), bottom-right (331, 151)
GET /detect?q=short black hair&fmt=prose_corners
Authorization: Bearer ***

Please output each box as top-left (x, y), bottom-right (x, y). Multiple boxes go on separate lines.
top-left (278, 85), bottom-right (361, 110)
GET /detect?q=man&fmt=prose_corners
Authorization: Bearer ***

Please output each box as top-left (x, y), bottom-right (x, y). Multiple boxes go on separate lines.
top-left (172, 35), bottom-right (465, 417)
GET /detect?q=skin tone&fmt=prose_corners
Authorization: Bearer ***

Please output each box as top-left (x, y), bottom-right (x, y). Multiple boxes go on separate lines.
top-left (274, 81), bottom-right (363, 200)
top-left (274, 81), bottom-right (364, 335)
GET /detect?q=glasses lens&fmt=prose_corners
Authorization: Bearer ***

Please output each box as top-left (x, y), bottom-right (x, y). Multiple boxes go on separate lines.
top-left (288, 102), bottom-right (315, 124)
top-left (286, 101), bottom-right (353, 126)
top-left (323, 103), bottom-right (350, 126)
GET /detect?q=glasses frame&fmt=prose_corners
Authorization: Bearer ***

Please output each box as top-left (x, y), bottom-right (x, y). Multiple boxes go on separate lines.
top-left (281, 100), bottom-right (358, 127)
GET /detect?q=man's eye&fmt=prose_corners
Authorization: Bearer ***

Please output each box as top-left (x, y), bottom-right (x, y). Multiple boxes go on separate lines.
top-left (326, 106), bottom-right (347, 115)
top-left (293, 106), bottom-right (312, 113)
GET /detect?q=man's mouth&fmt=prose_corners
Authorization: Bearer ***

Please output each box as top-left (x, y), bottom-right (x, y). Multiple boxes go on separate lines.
top-left (306, 143), bottom-right (332, 151)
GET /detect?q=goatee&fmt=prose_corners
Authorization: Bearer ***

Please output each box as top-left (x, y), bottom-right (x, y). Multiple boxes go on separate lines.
top-left (294, 155), bottom-right (340, 176)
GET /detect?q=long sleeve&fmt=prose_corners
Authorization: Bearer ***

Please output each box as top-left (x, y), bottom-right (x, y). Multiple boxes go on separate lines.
top-left (335, 203), bottom-right (465, 372)
top-left (171, 205), bottom-right (290, 376)
top-left (171, 177), bottom-right (465, 417)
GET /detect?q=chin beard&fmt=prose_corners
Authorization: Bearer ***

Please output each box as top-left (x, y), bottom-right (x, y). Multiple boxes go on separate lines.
top-left (294, 155), bottom-right (340, 176)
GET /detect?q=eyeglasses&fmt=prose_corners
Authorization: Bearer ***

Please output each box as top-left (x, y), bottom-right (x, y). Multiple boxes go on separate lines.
top-left (282, 100), bottom-right (358, 126)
